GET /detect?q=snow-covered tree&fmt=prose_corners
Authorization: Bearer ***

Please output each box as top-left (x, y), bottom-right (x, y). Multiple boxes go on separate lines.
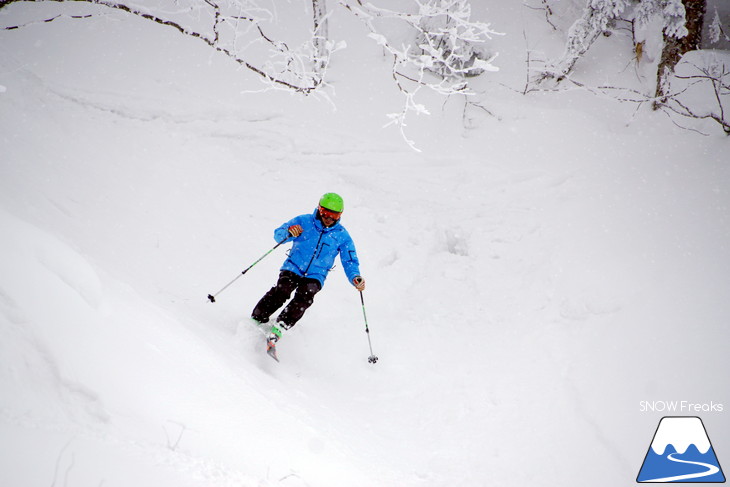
top-left (0, 0), bottom-right (500, 149)
top-left (312, 0), bottom-right (331, 73)
top-left (341, 0), bottom-right (500, 149)
top-left (414, 0), bottom-right (498, 80)
top-left (533, 0), bottom-right (728, 133)
top-left (537, 0), bottom-right (630, 83)
top-left (633, 0), bottom-right (690, 39)
top-left (707, 7), bottom-right (729, 45)
top-left (538, 0), bottom-right (704, 84)
top-left (539, 1), bottom-right (715, 109)
top-left (708, 8), bottom-right (723, 44)
top-left (651, 0), bottom-right (706, 107)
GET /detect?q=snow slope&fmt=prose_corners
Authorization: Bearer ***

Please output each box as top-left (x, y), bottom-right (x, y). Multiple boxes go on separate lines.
top-left (1, 2), bottom-right (729, 486)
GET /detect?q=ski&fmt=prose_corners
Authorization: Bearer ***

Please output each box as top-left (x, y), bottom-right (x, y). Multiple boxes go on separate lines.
top-left (266, 339), bottom-right (279, 362)
top-left (249, 319), bottom-right (280, 362)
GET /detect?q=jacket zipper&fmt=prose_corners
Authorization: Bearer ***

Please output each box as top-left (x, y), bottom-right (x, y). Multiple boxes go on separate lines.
top-left (303, 227), bottom-right (326, 276)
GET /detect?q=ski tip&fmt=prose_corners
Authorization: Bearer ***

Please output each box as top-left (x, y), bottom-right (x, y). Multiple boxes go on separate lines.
top-left (266, 342), bottom-right (280, 362)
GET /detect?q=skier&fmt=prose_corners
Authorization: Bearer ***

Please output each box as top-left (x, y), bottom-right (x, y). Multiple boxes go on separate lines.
top-left (251, 192), bottom-right (366, 359)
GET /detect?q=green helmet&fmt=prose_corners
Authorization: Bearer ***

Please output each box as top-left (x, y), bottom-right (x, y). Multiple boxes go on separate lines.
top-left (319, 192), bottom-right (344, 212)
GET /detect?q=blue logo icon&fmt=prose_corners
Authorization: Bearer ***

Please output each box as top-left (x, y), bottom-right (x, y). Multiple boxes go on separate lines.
top-left (637, 416), bottom-right (725, 483)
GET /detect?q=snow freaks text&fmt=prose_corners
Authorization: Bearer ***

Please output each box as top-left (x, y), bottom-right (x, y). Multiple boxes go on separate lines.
top-left (639, 401), bottom-right (724, 413)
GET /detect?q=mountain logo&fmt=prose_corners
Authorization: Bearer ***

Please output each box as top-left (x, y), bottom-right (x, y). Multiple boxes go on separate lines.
top-left (637, 416), bottom-right (726, 483)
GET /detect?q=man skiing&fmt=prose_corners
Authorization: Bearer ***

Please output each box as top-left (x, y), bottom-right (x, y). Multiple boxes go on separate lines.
top-left (251, 192), bottom-right (365, 359)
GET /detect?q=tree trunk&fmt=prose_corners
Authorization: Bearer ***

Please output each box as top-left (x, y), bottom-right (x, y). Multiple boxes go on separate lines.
top-left (312, 0), bottom-right (329, 73)
top-left (654, 0), bottom-right (706, 109)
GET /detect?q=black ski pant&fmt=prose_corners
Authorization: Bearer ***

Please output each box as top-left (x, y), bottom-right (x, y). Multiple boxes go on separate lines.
top-left (251, 270), bottom-right (322, 329)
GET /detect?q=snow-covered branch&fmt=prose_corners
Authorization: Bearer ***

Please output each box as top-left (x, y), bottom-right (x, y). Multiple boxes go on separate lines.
top-left (536, 0), bottom-right (630, 84)
top-left (589, 55), bottom-right (729, 135)
top-left (0, 0), bottom-right (329, 93)
top-left (536, 0), bottom-right (697, 86)
top-left (672, 57), bottom-right (730, 134)
top-left (341, 0), bottom-right (501, 150)
top-left (2, 0), bottom-right (501, 149)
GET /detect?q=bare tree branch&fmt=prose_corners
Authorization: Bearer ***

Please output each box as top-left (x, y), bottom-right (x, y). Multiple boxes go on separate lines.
top-left (0, 0), bottom-right (324, 93)
top-left (523, 0), bottom-right (556, 31)
top-left (2, 12), bottom-right (93, 29)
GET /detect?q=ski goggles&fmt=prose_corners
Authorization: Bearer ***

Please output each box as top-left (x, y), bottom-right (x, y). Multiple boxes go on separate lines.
top-left (318, 206), bottom-right (342, 221)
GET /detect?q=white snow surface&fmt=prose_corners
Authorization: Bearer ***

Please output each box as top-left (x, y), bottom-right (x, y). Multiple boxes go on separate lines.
top-left (1, 2), bottom-right (729, 487)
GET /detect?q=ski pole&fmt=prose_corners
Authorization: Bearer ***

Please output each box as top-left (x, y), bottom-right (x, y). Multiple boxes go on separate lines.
top-left (359, 291), bottom-right (378, 364)
top-left (207, 238), bottom-right (288, 303)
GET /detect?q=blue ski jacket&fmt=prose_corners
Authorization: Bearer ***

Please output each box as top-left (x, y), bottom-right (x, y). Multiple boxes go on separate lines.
top-left (274, 209), bottom-right (361, 287)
